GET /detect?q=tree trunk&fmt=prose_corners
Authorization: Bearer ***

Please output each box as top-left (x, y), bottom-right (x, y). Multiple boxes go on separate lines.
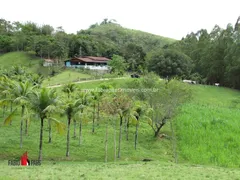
top-left (124, 117), bottom-right (127, 132)
top-left (20, 119), bottom-right (23, 148)
top-left (10, 102), bottom-right (13, 125)
top-left (114, 117), bottom-right (117, 162)
top-left (66, 116), bottom-right (71, 157)
top-left (48, 119), bottom-right (52, 143)
top-left (20, 106), bottom-right (25, 148)
top-left (38, 117), bottom-right (44, 161)
top-left (170, 119), bottom-right (177, 163)
top-left (134, 123), bottom-right (139, 150)
top-left (92, 103), bottom-right (96, 133)
top-left (154, 123), bottom-right (165, 137)
top-left (126, 117), bottom-right (129, 141)
top-left (79, 119), bottom-right (82, 145)
top-left (2, 102), bottom-right (6, 118)
top-left (73, 119), bottom-right (76, 139)
top-left (25, 115), bottom-right (28, 136)
top-left (97, 101), bottom-right (100, 126)
top-left (118, 116), bottom-right (123, 158)
top-left (105, 119), bottom-right (108, 163)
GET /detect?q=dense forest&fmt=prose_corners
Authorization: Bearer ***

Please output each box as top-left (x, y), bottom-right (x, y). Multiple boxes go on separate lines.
top-left (0, 17), bottom-right (240, 89)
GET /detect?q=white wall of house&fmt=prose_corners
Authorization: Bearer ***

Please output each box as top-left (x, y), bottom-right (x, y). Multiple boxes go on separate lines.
top-left (43, 62), bottom-right (53, 67)
top-left (67, 64), bottom-right (109, 70)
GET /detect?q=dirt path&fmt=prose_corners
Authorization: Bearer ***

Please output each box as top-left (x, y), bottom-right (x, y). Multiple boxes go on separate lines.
top-left (47, 77), bottom-right (128, 88)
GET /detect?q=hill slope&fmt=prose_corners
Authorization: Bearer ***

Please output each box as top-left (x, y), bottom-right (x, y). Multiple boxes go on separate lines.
top-left (0, 51), bottom-right (42, 73)
top-left (0, 51), bottom-right (41, 67)
top-left (80, 23), bottom-right (176, 52)
top-left (0, 51), bottom-right (64, 76)
top-left (176, 85), bottom-right (240, 167)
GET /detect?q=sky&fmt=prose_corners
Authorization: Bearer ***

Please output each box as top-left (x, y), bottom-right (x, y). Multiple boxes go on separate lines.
top-left (1, 0), bottom-right (239, 40)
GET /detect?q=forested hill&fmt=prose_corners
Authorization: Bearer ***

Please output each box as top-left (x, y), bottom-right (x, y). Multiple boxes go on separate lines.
top-left (0, 18), bottom-right (175, 60)
top-left (79, 23), bottom-right (175, 52)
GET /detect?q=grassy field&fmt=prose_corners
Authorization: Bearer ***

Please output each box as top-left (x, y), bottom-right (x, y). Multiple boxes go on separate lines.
top-left (0, 52), bottom-right (41, 72)
top-left (1, 78), bottom-right (171, 162)
top-left (42, 70), bottom-right (93, 86)
top-left (1, 79), bottom-right (240, 179)
top-left (175, 85), bottom-right (240, 167)
top-left (0, 51), bottom-right (62, 76)
top-left (1, 161), bottom-right (240, 180)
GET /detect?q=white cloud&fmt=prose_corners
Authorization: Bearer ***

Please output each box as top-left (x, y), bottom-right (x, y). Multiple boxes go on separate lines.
top-left (1, 0), bottom-right (239, 39)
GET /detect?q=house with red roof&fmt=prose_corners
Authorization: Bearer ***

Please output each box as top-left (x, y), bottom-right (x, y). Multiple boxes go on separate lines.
top-left (64, 56), bottom-right (110, 70)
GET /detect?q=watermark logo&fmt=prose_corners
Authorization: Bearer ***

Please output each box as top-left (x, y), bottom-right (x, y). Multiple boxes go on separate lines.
top-left (8, 151), bottom-right (41, 166)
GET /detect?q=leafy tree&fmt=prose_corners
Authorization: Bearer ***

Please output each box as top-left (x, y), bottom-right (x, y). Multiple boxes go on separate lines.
top-left (108, 55), bottom-right (128, 75)
top-left (148, 79), bottom-right (191, 137)
top-left (122, 43), bottom-right (146, 72)
top-left (147, 49), bottom-right (192, 79)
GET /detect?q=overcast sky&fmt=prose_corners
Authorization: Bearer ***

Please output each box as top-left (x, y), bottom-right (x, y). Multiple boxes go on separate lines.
top-left (1, 0), bottom-right (239, 40)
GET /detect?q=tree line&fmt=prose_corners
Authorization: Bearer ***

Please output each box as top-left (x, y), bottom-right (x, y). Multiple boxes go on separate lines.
top-left (0, 17), bottom-right (239, 89)
top-left (165, 16), bottom-right (240, 89)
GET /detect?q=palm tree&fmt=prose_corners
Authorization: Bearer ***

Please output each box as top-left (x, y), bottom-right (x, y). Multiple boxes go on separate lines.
top-left (90, 91), bottom-right (99, 133)
top-left (64, 98), bottom-right (84, 157)
top-left (62, 83), bottom-right (76, 99)
top-left (28, 87), bottom-right (65, 161)
top-left (62, 83), bottom-right (77, 138)
top-left (2, 81), bottom-right (33, 148)
top-left (0, 75), bottom-right (10, 118)
top-left (111, 92), bottom-right (132, 159)
top-left (76, 90), bottom-right (90, 145)
top-left (30, 73), bottom-right (44, 88)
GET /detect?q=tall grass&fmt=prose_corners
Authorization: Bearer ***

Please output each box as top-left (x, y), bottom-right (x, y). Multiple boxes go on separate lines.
top-left (175, 85), bottom-right (240, 167)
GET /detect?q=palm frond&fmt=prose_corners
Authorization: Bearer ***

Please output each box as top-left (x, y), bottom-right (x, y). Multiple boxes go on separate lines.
top-left (48, 117), bottom-right (66, 135)
top-left (3, 108), bottom-right (17, 125)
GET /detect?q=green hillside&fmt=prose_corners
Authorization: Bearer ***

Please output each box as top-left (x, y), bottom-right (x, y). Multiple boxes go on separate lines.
top-left (0, 52), bottom-right (42, 71)
top-left (176, 85), bottom-right (240, 167)
top-left (0, 51), bottom-right (64, 77)
top-left (84, 23), bottom-right (176, 52)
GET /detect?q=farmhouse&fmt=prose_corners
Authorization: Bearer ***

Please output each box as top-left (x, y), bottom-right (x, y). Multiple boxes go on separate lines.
top-left (64, 56), bottom-right (110, 70)
top-left (43, 59), bottom-right (55, 67)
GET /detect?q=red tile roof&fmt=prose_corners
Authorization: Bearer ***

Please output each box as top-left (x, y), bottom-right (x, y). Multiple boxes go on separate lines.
top-left (71, 56), bottom-right (110, 63)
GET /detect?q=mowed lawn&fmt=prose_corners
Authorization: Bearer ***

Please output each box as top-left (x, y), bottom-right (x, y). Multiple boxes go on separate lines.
top-left (1, 161), bottom-right (240, 180)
